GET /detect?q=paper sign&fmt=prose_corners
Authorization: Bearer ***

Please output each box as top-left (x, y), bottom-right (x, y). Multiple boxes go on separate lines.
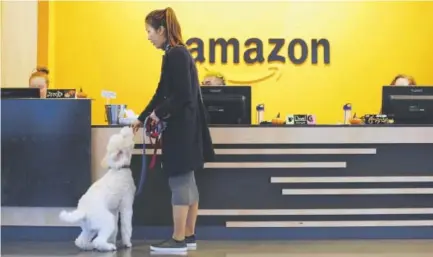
top-left (46, 89), bottom-right (76, 99)
top-left (101, 90), bottom-right (117, 99)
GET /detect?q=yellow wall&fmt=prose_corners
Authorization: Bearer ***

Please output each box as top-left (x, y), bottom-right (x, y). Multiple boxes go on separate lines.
top-left (37, 0), bottom-right (49, 67)
top-left (47, 1), bottom-right (433, 125)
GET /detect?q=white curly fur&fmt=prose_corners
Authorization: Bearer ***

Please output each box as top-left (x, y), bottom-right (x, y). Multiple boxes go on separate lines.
top-left (59, 126), bottom-right (136, 252)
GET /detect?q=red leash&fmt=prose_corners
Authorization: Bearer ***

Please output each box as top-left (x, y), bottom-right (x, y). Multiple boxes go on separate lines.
top-left (144, 117), bottom-right (166, 169)
top-left (147, 136), bottom-right (160, 169)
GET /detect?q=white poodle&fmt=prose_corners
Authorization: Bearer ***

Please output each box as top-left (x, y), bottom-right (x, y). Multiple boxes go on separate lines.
top-left (59, 126), bottom-right (136, 251)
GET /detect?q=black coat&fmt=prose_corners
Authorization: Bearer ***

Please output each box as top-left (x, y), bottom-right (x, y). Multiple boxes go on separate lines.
top-left (138, 45), bottom-right (215, 177)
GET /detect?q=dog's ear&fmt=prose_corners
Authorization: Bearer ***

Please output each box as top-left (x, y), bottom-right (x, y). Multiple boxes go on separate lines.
top-left (101, 150), bottom-right (124, 169)
top-left (113, 150), bottom-right (123, 159)
top-left (111, 150), bottom-right (123, 162)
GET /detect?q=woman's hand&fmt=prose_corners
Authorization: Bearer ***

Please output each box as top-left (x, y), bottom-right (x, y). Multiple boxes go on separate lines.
top-left (149, 111), bottom-right (160, 123)
top-left (131, 119), bottom-right (143, 134)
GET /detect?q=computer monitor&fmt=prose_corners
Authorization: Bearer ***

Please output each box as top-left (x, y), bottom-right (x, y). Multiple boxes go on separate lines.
top-left (1, 88), bottom-right (40, 99)
top-left (381, 86), bottom-right (433, 124)
top-left (200, 86), bottom-right (251, 125)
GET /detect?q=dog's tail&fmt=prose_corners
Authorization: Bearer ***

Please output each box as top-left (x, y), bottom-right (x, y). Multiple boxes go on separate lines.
top-left (59, 209), bottom-right (86, 223)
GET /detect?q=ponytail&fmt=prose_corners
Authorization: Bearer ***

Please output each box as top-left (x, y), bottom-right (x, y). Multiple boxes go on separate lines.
top-left (145, 7), bottom-right (185, 47)
top-left (164, 7), bottom-right (185, 47)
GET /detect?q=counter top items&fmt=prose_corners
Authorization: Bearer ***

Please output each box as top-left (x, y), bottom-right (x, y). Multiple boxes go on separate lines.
top-left (272, 113), bottom-right (286, 125)
top-left (101, 90), bottom-right (116, 105)
top-left (256, 104), bottom-right (265, 124)
top-left (349, 113), bottom-right (393, 125)
top-left (119, 109), bottom-right (139, 125)
top-left (286, 114), bottom-right (295, 125)
top-left (349, 113), bottom-right (363, 124)
top-left (343, 103), bottom-right (352, 125)
top-left (286, 114), bottom-right (315, 125)
top-left (46, 89), bottom-right (76, 99)
top-left (104, 105), bottom-right (138, 125)
top-left (363, 114), bottom-right (393, 124)
top-left (105, 104), bottom-right (127, 125)
top-left (307, 114), bottom-right (316, 125)
top-left (258, 114), bottom-right (317, 125)
top-left (76, 87), bottom-right (88, 98)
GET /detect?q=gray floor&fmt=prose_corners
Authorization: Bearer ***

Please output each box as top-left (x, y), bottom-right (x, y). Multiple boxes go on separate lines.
top-left (2, 240), bottom-right (433, 257)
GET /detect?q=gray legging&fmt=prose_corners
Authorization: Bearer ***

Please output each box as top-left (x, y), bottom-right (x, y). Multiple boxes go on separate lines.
top-left (168, 170), bottom-right (199, 205)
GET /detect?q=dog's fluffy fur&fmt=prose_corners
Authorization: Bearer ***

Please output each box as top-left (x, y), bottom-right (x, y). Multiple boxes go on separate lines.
top-left (59, 126), bottom-right (136, 251)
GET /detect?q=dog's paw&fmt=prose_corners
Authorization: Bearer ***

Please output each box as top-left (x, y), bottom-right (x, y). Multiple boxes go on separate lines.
top-left (122, 241), bottom-right (132, 248)
top-left (94, 242), bottom-right (117, 252)
top-left (74, 238), bottom-right (94, 251)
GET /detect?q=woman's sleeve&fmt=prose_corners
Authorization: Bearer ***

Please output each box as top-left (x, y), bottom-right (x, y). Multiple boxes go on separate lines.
top-left (154, 47), bottom-right (193, 119)
top-left (138, 84), bottom-right (162, 122)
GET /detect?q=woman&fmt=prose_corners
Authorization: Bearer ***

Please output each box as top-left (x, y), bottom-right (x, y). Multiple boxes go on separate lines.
top-left (29, 66), bottom-right (49, 98)
top-left (390, 74), bottom-right (416, 86)
top-left (132, 7), bottom-right (214, 253)
top-left (202, 70), bottom-right (226, 86)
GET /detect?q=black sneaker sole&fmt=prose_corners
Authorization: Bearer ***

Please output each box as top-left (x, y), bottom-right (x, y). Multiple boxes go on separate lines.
top-left (150, 251), bottom-right (188, 256)
top-left (150, 245), bottom-right (187, 252)
top-left (187, 243), bottom-right (197, 250)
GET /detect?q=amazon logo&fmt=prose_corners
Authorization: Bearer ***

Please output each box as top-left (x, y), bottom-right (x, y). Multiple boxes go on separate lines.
top-left (202, 66), bottom-right (283, 84)
top-left (185, 37), bottom-right (331, 65)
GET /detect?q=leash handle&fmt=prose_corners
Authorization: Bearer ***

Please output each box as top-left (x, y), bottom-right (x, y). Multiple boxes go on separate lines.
top-left (135, 117), bottom-right (149, 196)
top-left (148, 137), bottom-right (160, 169)
top-left (145, 117), bottom-right (163, 169)
top-left (135, 116), bottom-right (164, 196)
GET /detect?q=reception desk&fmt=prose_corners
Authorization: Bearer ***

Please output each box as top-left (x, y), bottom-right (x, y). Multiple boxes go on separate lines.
top-left (3, 124), bottom-right (433, 241)
top-left (1, 99), bottom-right (92, 207)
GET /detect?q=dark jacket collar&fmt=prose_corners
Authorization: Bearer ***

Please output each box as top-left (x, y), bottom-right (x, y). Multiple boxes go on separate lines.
top-left (163, 42), bottom-right (171, 52)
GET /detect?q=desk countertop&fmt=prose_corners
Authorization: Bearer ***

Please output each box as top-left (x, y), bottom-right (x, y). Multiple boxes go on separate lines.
top-left (92, 124), bottom-right (433, 128)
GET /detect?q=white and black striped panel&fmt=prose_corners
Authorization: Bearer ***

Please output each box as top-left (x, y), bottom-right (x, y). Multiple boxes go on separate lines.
top-left (4, 207), bottom-right (433, 227)
top-left (132, 143), bottom-right (433, 211)
top-left (133, 148), bottom-right (377, 155)
top-left (92, 126), bottom-right (433, 228)
top-left (225, 220), bottom-right (433, 228)
top-left (134, 143), bottom-right (432, 174)
top-left (126, 126), bottom-right (433, 144)
top-left (195, 212), bottom-right (433, 227)
top-left (198, 208), bottom-right (433, 216)
top-left (196, 204), bottom-right (433, 227)
top-left (281, 188), bottom-right (433, 195)
top-left (271, 177), bottom-right (433, 183)
top-left (208, 127), bottom-right (433, 144)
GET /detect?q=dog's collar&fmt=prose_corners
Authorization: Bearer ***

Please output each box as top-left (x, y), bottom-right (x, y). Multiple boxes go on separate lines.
top-left (110, 165), bottom-right (130, 169)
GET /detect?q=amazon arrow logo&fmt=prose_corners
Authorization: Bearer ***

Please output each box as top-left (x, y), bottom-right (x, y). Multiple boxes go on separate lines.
top-left (202, 65), bottom-right (283, 84)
